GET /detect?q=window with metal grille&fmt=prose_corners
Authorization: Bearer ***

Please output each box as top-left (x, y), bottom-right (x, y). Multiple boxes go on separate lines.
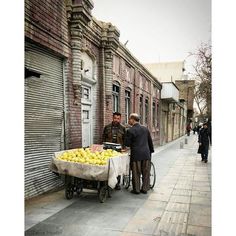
top-left (82, 87), bottom-right (90, 100)
top-left (145, 98), bottom-right (149, 125)
top-left (153, 102), bottom-right (156, 127)
top-left (139, 95), bottom-right (143, 124)
top-left (112, 83), bottom-right (120, 112)
top-left (125, 90), bottom-right (131, 123)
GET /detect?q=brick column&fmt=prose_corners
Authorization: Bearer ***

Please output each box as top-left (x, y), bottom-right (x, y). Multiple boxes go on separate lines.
top-left (104, 49), bottom-right (113, 124)
top-left (66, 0), bottom-right (93, 147)
top-left (100, 23), bottom-right (120, 126)
top-left (71, 27), bottom-right (83, 105)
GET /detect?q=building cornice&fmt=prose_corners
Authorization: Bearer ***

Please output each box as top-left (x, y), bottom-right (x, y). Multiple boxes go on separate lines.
top-left (117, 45), bottom-right (162, 89)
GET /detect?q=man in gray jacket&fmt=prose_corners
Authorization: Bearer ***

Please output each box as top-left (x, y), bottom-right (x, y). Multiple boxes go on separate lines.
top-left (125, 113), bottom-right (154, 194)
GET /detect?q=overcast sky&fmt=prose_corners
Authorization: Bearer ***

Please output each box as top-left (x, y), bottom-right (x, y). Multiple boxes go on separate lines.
top-left (92, 0), bottom-right (211, 74)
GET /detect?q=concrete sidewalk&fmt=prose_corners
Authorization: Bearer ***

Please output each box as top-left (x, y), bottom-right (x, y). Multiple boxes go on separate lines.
top-left (121, 135), bottom-right (211, 236)
top-left (25, 134), bottom-right (211, 236)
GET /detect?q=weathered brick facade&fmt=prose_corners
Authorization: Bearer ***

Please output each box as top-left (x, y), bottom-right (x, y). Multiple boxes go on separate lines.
top-left (25, 0), bottom-right (162, 149)
top-left (25, 0), bottom-right (70, 57)
top-left (25, 0), bottom-right (164, 198)
top-left (175, 80), bottom-right (195, 122)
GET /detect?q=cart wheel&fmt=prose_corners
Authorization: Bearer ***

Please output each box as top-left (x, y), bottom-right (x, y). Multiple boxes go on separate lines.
top-left (150, 162), bottom-right (156, 189)
top-left (98, 186), bottom-right (108, 203)
top-left (65, 184), bottom-right (74, 200)
top-left (123, 169), bottom-right (131, 189)
top-left (76, 186), bottom-right (83, 196)
top-left (74, 178), bottom-right (83, 196)
top-left (108, 187), bottom-right (112, 198)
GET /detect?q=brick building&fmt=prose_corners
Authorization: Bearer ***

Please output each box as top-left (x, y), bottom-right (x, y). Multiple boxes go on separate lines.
top-left (25, 0), bottom-right (162, 198)
top-left (144, 62), bottom-right (188, 143)
top-left (175, 79), bottom-right (195, 123)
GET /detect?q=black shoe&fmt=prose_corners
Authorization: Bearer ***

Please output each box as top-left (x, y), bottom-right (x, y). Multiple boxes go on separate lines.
top-left (130, 190), bottom-right (140, 194)
top-left (204, 160), bottom-right (208, 163)
top-left (140, 190), bottom-right (147, 194)
top-left (201, 159), bottom-right (204, 162)
top-left (115, 184), bottom-right (121, 190)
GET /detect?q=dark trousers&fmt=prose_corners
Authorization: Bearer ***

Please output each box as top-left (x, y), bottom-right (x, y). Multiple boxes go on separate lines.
top-left (131, 159), bottom-right (151, 192)
top-left (201, 145), bottom-right (209, 161)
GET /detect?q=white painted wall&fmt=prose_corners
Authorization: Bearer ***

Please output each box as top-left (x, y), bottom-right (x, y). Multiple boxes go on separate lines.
top-left (161, 83), bottom-right (179, 102)
top-left (145, 61), bottom-right (185, 82)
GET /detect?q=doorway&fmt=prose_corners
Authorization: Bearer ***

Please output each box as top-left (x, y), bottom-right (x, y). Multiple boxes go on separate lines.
top-left (81, 104), bottom-right (92, 147)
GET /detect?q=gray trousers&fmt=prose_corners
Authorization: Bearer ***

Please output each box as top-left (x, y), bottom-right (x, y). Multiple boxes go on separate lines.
top-left (131, 159), bottom-right (151, 192)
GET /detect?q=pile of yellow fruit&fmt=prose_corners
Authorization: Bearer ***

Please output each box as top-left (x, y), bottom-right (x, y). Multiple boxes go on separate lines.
top-left (56, 148), bottom-right (121, 166)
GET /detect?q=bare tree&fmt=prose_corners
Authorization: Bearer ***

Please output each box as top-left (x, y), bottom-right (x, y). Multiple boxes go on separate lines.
top-left (194, 85), bottom-right (207, 118)
top-left (190, 43), bottom-right (212, 120)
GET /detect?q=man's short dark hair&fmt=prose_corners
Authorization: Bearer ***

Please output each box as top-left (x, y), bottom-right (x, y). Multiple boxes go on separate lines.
top-left (113, 112), bottom-right (121, 117)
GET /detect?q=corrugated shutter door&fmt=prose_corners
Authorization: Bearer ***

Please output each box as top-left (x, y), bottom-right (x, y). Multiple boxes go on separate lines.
top-left (25, 43), bottom-right (64, 199)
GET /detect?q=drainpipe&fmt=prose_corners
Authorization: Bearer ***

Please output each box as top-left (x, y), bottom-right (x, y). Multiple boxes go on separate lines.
top-left (133, 69), bottom-right (137, 112)
top-left (62, 61), bottom-right (67, 150)
top-left (101, 45), bottom-right (106, 130)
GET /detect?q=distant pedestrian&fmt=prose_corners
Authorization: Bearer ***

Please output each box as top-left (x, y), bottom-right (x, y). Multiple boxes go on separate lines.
top-left (193, 126), bottom-right (197, 134)
top-left (186, 124), bottom-right (191, 136)
top-left (197, 122), bottom-right (210, 163)
top-left (207, 120), bottom-right (212, 145)
top-left (196, 124), bottom-right (202, 135)
top-left (124, 113), bottom-right (154, 194)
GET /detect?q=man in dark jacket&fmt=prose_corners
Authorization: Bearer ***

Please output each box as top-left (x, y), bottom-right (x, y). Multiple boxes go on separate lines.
top-left (198, 122), bottom-right (210, 163)
top-left (103, 112), bottom-right (126, 149)
top-left (125, 113), bottom-right (154, 194)
top-left (103, 112), bottom-right (126, 190)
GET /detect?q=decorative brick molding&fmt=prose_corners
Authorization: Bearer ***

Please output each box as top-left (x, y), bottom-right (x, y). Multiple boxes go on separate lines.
top-left (68, 0), bottom-right (94, 105)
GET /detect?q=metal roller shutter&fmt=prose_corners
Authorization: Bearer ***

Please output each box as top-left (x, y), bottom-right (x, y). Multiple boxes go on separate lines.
top-left (25, 43), bottom-right (64, 199)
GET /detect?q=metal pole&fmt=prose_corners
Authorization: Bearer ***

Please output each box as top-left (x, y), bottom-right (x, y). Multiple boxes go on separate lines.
top-left (185, 138), bottom-right (188, 144)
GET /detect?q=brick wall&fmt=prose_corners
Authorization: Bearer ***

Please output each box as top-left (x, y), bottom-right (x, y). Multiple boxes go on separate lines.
top-left (25, 0), bottom-right (70, 57)
top-left (175, 80), bottom-right (195, 110)
top-left (25, 0), bottom-right (162, 149)
top-left (110, 49), bottom-right (161, 145)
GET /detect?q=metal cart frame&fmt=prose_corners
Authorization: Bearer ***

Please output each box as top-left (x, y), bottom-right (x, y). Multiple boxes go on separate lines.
top-left (63, 159), bottom-right (112, 203)
top-left (123, 161), bottom-right (156, 190)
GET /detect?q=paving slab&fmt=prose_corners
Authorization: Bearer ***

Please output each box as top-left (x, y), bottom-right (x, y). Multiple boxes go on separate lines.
top-left (148, 193), bottom-right (171, 202)
top-left (191, 191), bottom-right (211, 198)
top-left (142, 200), bottom-right (168, 211)
top-left (169, 195), bottom-right (191, 204)
top-left (121, 232), bottom-right (150, 236)
top-left (187, 225), bottom-right (211, 236)
top-left (188, 212), bottom-right (211, 227)
top-left (192, 181), bottom-right (211, 187)
top-left (123, 215), bottom-right (159, 235)
top-left (192, 186), bottom-right (211, 192)
top-left (166, 202), bottom-right (190, 213)
top-left (153, 222), bottom-right (187, 236)
top-left (142, 200), bottom-right (168, 210)
top-left (153, 187), bottom-right (174, 195)
top-left (190, 204), bottom-right (211, 216)
top-left (172, 189), bottom-right (192, 196)
top-left (134, 207), bottom-right (165, 220)
top-left (175, 184), bottom-right (193, 190)
top-left (159, 211), bottom-right (188, 224)
top-left (190, 196), bottom-right (211, 206)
